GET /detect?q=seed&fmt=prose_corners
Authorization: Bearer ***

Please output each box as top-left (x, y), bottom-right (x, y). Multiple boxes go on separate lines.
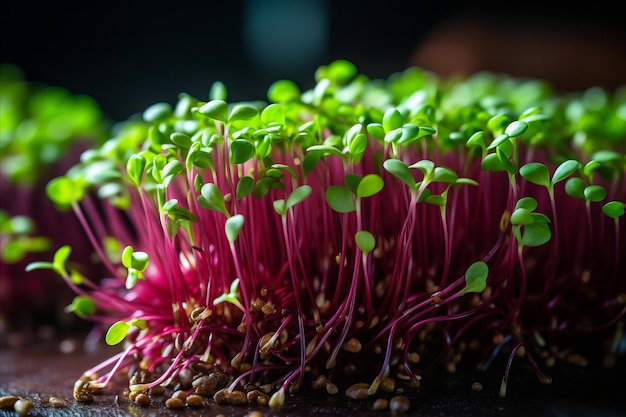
top-left (247, 411), bottom-right (264, 417)
top-left (380, 377), bottom-right (396, 393)
top-left (389, 395), bottom-right (410, 412)
top-left (14, 399), bottom-right (33, 417)
top-left (231, 390), bottom-right (248, 405)
top-left (134, 393), bottom-right (151, 406)
top-left (325, 381), bottom-right (338, 395)
top-left (372, 398), bottom-right (389, 410)
top-left (74, 393), bottom-right (94, 403)
top-left (186, 394), bottom-right (204, 407)
top-left (213, 388), bottom-right (229, 405)
top-left (312, 375), bottom-right (327, 390)
top-left (342, 338), bottom-right (362, 353)
top-left (165, 397), bottom-right (185, 409)
top-left (171, 390), bottom-right (187, 401)
top-left (471, 382), bottom-right (483, 391)
top-left (247, 390), bottom-right (269, 406)
top-left (49, 397), bottom-right (68, 408)
top-left (0, 395), bottom-right (19, 408)
top-left (345, 383), bottom-right (370, 400)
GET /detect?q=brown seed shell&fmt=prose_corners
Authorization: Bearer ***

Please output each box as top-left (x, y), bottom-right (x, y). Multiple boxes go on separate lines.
top-left (14, 399), bottom-right (33, 416)
top-left (0, 395), bottom-right (19, 408)
top-left (186, 394), bottom-right (205, 407)
top-left (345, 383), bottom-right (370, 400)
top-left (165, 397), bottom-right (185, 409)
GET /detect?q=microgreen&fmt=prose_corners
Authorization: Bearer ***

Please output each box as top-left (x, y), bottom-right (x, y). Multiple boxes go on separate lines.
top-left (23, 60), bottom-right (625, 410)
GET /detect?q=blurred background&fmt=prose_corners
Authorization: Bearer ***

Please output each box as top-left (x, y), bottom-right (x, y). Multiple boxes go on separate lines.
top-left (2, 0), bottom-right (624, 122)
top-left (1, 0), bottom-right (625, 341)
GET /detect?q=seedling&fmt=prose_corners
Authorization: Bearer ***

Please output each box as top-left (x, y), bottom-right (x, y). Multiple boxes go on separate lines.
top-left (26, 60), bottom-right (625, 410)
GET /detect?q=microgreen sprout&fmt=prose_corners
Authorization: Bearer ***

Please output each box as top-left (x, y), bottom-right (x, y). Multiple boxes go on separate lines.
top-left (25, 60), bottom-right (625, 410)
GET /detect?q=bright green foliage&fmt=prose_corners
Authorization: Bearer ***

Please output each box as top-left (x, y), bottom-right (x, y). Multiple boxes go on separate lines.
top-left (461, 261), bottom-right (489, 294)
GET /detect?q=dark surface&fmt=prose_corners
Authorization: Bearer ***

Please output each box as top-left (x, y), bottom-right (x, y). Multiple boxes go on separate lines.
top-left (1, 335), bottom-right (625, 417)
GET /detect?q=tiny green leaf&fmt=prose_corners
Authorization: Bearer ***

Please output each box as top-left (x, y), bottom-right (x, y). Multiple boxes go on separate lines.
top-left (383, 159), bottom-right (415, 190)
top-left (225, 214), bottom-right (244, 243)
top-left (356, 174), bottom-right (384, 199)
top-left (231, 139), bottom-right (256, 164)
top-left (584, 185), bottom-right (607, 202)
top-left (326, 185), bottom-right (356, 213)
top-left (504, 120), bottom-right (528, 137)
top-left (236, 176), bottom-right (255, 200)
top-left (199, 100), bottom-right (228, 123)
top-left (105, 321), bottom-right (129, 345)
top-left (520, 162), bottom-right (550, 187)
top-left (198, 183), bottom-right (229, 216)
top-left (229, 104), bottom-right (258, 122)
top-left (602, 201), bottom-right (626, 218)
top-left (286, 185), bottom-right (312, 210)
top-left (355, 230), bottom-right (376, 254)
top-left (461, 261), bottom-right (488, 294)
top-left (551, 159), bottom-right (579, 184)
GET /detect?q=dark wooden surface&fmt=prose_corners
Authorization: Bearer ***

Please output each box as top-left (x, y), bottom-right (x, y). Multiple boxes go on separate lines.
top-left (1, 334), bottom-right (625, 417)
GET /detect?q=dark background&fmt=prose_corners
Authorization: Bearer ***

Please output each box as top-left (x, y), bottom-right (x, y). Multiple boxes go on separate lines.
top-left (2, 1), bottom-right (625, 123)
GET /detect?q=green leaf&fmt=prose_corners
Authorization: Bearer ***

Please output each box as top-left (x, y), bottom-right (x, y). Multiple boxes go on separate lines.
top-left (602, 201), bottom-right (626, 218)
top-left (481, 153), bottom-right (505, 172)
top-left (551, 159), bottom-right (579, 184)
top-left (487, 133), bottom-right (510, 150)
top-left (121, 245), bottom-right (134, 269)
top-left (565, 177), bottom-right (585, 199)
top-left (273, 199), bottom-right (286, 216)
top-left (52, 245), bottom-right (71, 275)
top-left (515, 197), bottom-right (538, 212)
top-left (461, 261), bottom-right (488, 294)
top-left (126, 154), bottom-right (146, 187)
top-left (170, 132), bottom-right (192, 148)
top-left (65, 295), bottom-right (96, 317)
top-left (236, 176), bottom-right (255, 200)
top-left (504, 120), bottom-right (528, 137)
top-left (326, 185), bottom-right (356, 213)
top-left (510, 208), bottom-right (533, 225)
top-left (198, 183), bottom-right (229, 216)
top-left (355, 230), bottom-right (376, 254)
top-left (267, 79), bottom-right (301, 103)
top-left (584, 185), bottom-right (607, 202)
top-left (520, 162), bottom-right (550, 187)
top-left (131, 251), bottom-right (149, 271)
top-left (466, 131), bottom-right (485, 150)
top-left (432, 167), bottom-right (458, 184)
top-left (143, 102), bottom-right (172, 122)
top-left (46, 177), bottom-right (84, 207)
top-left (521, 223), bottom-right (551, 247)
top-left (209, 81), bottom-right (227, 101)
top-left (366, 123), bottom-right (385, 141)
top-left (261, 103), bottom-right (286, 126)
top-left (231, 139), bottom-right (256, 164)
top-left (105, 321), bottom-right (129, 345)
top-left (306, 145), bottom-right (344, 158)
top-left (410, 159), bottom-right (435, 179)
top-left (286, 185), bottom-right (312, 210)
top-left (382, 108), bottom-right (403, 133)
top-left (383, 159), bottom-right (415, 190)
top-left (325, 59), bottom-right (357, 84)
top-left (356, 174), bottom-right (383, 199)
top-left (199, 100), bottom-right (228, 123)
top-left (229, 104), bottom-right (258, 122)
top-left (225, 214), bottom-right (244, 243)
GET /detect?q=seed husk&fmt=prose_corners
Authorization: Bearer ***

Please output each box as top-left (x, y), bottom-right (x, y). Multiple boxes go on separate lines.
top-left (389, 395), bottom-right (411, 412)
top-left (165, 397), bottom-right (185, 409)
top-left (49, 396), bottom-right (68, 408)
top-left (134, 393), bottom-right (151, 406)
top-left (345, 383), bottom-right (370, 400)
top-left (372, 398), bottom-right (389, 411)
top-left (0, 395), bottom-right (19, 408)
top-left (186, 394), bottom-right (204, 407)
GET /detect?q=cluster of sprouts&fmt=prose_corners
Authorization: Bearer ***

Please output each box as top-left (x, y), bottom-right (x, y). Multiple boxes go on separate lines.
top-left (28, 60), bottom-right (625, 407)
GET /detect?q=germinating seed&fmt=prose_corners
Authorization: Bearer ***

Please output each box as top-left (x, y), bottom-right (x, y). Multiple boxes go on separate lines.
top-left (472, 382), bottom-right (483, 391)
top-left (171, 390), bottom-right (187, 401)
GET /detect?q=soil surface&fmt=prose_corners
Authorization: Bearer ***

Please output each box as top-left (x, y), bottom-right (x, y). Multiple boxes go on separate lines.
top-left (1, 334), bottom-right (624, 417)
